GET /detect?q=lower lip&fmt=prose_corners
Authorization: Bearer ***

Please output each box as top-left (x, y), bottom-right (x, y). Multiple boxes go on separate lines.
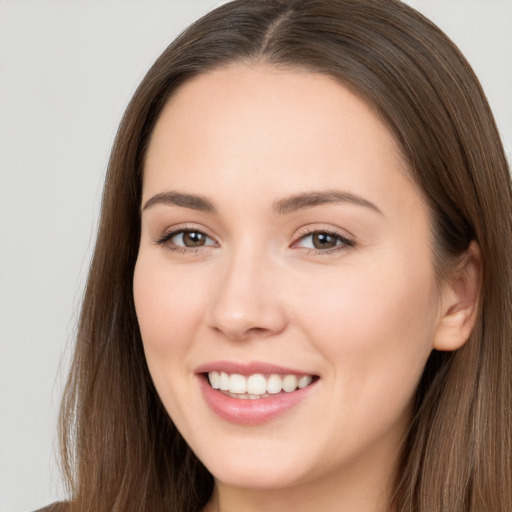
top-left (198, 375), bottom-right (317, 425)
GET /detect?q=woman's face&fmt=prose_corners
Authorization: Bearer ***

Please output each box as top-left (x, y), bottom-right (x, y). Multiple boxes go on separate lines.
top-left (134, 64), bottom-right (444, 496)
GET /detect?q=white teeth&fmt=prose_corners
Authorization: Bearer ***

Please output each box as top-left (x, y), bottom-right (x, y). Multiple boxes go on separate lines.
top-left (229, 374), bottom-right (247, 394)
top-left (282, 374), bottom-right (298, 392)
top-left (219, 371), bottom-right (230, 391)
top-left (208, 371), bottom-right (220, 389)
top-left (298, 375), bottom-right (313, 389)
top-left (207, 371), bottom-right (315, 397)
top-left (267, 374), bottom-right (282, 394)
top-left (247, 374), bottom-right (267, 395)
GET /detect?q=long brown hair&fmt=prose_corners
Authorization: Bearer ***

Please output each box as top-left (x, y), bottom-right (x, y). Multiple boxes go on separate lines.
top-left (59, 1), bottom-right (512, 510)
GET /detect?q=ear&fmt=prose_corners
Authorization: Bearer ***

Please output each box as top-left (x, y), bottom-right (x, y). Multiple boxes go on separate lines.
top-left (433, 241), bottom-right (482, 351)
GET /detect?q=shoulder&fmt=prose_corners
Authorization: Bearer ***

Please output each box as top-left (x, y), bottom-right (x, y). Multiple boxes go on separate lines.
top-left (33, 503), bottom-right (69, 512)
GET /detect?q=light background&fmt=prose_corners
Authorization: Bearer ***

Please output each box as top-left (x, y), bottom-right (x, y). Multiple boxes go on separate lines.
top-left (0, 1), bottom-right (511, 510)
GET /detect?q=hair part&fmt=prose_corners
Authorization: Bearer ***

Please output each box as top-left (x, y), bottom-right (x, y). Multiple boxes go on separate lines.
top-left (59, 1), bottom-right (512, 511)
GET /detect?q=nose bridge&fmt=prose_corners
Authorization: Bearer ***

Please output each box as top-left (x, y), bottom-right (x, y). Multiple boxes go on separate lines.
top-left (207, 241), bottom-right (287, 340)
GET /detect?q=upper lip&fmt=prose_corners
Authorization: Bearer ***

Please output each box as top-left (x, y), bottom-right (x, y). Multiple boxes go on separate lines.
top-left (195, 360), bottom-right (317, 377)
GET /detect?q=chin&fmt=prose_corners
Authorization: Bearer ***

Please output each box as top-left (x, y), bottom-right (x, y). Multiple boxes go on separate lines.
top-left (195, 439), bottom-right (324, 491)
top-left (207, 460), bottom-right (306, 490)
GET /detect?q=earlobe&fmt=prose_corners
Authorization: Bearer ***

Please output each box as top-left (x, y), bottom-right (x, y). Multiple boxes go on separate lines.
top-left (433, 241), bottom-right (482, 352)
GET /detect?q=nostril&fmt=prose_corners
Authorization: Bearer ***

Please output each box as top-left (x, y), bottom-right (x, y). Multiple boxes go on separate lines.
top-left (247, 327), bottom-right (268, 335)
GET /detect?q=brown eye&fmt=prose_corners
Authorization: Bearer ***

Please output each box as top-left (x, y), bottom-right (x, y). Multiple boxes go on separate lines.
top-left (181, 231), bottom-right (208, 247)
top-left (311, 232), bottom-right (338, 249)
top-left (156, 229), bottom-right (217, 251)
top-left (294, 230), bottom-right (354, 253)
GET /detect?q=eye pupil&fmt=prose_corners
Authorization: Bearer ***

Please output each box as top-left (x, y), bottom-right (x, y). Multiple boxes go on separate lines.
top-left (183, 231), bottom-right (206, 247)
top-left (313, 233), bottom-right (337, 249)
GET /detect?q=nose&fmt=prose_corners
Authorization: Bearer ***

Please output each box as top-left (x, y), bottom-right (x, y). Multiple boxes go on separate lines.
top-left (206, 249), bottom-right (288, 341)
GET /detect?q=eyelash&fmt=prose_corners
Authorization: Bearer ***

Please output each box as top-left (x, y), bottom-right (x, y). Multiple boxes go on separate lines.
top-left (154, 226), bottom-right (355, 255)
top-left (155, 225), bottom-right (217, 254)
top-left (293, 228), bottom-right (355, 255)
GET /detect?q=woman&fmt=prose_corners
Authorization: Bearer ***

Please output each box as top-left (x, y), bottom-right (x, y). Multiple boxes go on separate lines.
top-left (42, 0), bottom-right (512, 510)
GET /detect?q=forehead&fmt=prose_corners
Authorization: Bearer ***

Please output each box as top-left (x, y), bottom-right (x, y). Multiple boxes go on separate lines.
top-left (143, 63), bottom-right (422, 219)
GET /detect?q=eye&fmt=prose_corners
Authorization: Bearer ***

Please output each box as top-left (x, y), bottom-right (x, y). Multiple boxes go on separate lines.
top-left (156, 228), bottom-right (217, 251)
top-left (294, 230), bottom-right (354, 253)
top-left (172, 230), bottom-right (214, 248)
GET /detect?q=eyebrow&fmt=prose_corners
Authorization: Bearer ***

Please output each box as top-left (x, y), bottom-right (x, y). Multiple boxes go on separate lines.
top-left (143, 191), bottom-right (215, 212)
top-left (142, 190), bottom-right (382, 215)
top-left (272, 190), bottom-right (383, 215)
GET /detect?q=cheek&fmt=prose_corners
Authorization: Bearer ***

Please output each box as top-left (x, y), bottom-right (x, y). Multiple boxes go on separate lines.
top-left (133, 257), bottom-right (214, 427)
top-left (298, 253), bottom-right (438, 409)
top-left (300, 253), bottom-right (437, 343)
top-left (133, 257), bottom-right (210, 361)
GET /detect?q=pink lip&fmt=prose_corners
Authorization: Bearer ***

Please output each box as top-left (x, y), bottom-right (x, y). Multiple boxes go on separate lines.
top-left (195, 360), bottom-right (314, 377)
top-left (196, 361), bottom-right (319, 425)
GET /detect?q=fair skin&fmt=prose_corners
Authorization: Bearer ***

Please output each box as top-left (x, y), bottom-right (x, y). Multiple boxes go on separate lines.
top-left (133, 63), bottom-right (480, 512)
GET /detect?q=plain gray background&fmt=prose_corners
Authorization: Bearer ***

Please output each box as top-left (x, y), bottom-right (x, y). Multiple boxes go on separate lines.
top-left (1, 1), bottom-right (511, 510)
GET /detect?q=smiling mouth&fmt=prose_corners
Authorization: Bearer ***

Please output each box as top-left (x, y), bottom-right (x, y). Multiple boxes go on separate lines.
top-left (206, 371), bottom-right (318, 399)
